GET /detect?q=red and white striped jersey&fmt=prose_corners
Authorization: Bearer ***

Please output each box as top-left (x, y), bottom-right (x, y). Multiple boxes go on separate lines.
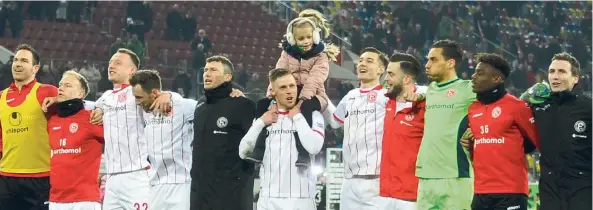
top-left (143, 94), bottom-right (196, 185)
top-left (96, 85), bottom-right (149, 174)
top-left (324, 85), bottom-right (389, 178)
top-left (241, 111), bottom-right (325, 198)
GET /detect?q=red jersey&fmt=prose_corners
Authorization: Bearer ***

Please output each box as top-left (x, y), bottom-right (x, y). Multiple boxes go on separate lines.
top-left (48, 109), bottom-right (104, 203)
top-left (0, 79), bottom-right (57, 178)
top-left (468, 94), bottom-right (539, 195)
top-left (380, 99), bottom-right (426, 200)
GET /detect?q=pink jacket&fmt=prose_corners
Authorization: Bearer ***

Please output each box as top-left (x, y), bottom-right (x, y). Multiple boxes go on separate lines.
top-left (267, 50), bottom-right (329, 109)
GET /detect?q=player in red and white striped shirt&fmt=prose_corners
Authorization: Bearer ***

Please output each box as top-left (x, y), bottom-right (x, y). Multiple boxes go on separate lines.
top-left (239, 68), bottom-right (325, 210)
top-left (130, 70), bottom-right (196, 210)
top-left (323, 48), bottom-right (390, 210)
top-left (91, 49), bottom-right (173, 210)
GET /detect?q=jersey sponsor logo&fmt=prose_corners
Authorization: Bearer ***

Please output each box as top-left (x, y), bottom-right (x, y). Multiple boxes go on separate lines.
top-left (103, 104), bottom-right (126, 113)
top-left (118, 92), bottom-right (127, 103)
top-left (349, 109), bottom-right (375, 116)
top-left (574, 120), bottom-right (586, 133)
top-left (145, 118), bottom-right (173, 125)
top-left (6, 98), bottom-right (15, 103)
top-left (491, 107), bottom-right (502, 118)
top-left (213, 130), bottom-right (227, 134)
top-left (6, 127), bottom-right (29, 134)
top-left (472, 113), bottom-right (483, 118)
top-left (51, 147), bottom-right (82, 157)
top-left (474, 137), bottom-right (505, 146)
top-left (268, 128), bottom-right (296, 135)
top-left (52, 126), bottom-right (61, 130)
top-left (572, 134), bottom-right (587, 139)
top-left (216, 117), bottom-right (228, 128)
top-left (8, 111), bottom-right (23, 126)
top-left (446, 89), bottom-right (456, 97)
top-left (367, 91), bottom-right (377, 103)
top-left (399, 120), bottom-right (413, 127)
top-left (69, 123), bottom-right (78, 133)
top-left (425, 104), bottom-right (454, 109)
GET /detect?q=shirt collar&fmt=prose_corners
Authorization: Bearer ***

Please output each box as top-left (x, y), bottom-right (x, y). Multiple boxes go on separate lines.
top-left (9, 79), bottom-right (37, 91)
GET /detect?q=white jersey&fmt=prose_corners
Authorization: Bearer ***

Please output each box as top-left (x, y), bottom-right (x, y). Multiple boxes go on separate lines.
top-left (324, 86), bottom-right (389, 178)
top-left (97, 85), bottom-right (149, 174)
top-left (240, 111), bottom-right (325, 198)
top-left (143, 93), bottom-right (196, 185)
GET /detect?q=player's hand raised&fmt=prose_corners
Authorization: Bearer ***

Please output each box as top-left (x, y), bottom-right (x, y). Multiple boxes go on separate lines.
top-left (230, 88), bottom-right (245, 98)
top-left (460, 128), bottom-right (474, 149)
top-left (260, 106), bottom-right (278, 125)
top-left (287, 101), bottom-right (303, 119)
top-left (90, 108), bottom-right (104, 125)
top-left (41, 97), bottom-right (57, 113)
top-left (403, 93), bottom-right (426, 102)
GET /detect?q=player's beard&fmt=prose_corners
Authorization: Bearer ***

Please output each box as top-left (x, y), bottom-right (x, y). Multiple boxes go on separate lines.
top-left (386, 83), bottom-right (403, 98)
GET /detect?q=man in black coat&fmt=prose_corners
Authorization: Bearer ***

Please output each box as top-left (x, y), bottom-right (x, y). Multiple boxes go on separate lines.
top-left (191, 55), bottom-right (256, 210)
top-left (527, 52), bottom-right (592, 210)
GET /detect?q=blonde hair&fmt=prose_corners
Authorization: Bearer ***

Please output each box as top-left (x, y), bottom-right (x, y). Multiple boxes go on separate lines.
top-left (62, 70), bottom-right (90, 98)
top-left (293, 9), bottom-right (330, 39)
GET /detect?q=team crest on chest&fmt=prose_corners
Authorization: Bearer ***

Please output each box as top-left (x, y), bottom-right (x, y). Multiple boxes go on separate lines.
top-left (405, 113), bottom-right (415, 121)
top-left (118, 92), bottom-right (127, 103)
top-left (446, 89), bottom-right (456, 98)
top-left (367, 91), bottom-right (377, 103)
top-left (216, 117), bottom-right (228, 128)
top-left (574, 120), bottom-right (586, 133)
top-left (69, 123), bottom-right (78, 133)
top-left (491, 107), bottom-right (502, 118)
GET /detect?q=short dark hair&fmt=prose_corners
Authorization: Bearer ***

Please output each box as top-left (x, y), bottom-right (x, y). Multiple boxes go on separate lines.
top-left (551, 52), bottom-right (581, 76)
top-left (431, 40), bottom-right (463, 70)
top-left (390, 52), bottom-right (423, 80)
top-left (206, 55), bottom-right (234, 75)
top-left (476, 53), bottom-right (511, 78)
top-left (129, 70), bottom-right (162, 92)
top-left (62, 70), bottom-right (90, 98)
top-left (360, 47), bottom-right (389, 69)
top-left (117, 48), bottom-right (140, 69)
top-left (268, 68), bottom-right (292, 83)
top-left (16, 44), bottom-right (40, 65)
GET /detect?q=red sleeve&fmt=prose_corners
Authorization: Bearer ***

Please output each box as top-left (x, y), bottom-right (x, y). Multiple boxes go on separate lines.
top-left (91, 123), bottom-right (104, 143)
top-left (514, 102), bottom-right (540, 150)
top-left (36, 84), bottom-right (58, 116)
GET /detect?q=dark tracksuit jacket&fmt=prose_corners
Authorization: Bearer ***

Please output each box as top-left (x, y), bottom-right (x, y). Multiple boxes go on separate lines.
top-left (190, 82), bottom-right (256, 210)
top-left (532, 91), bottom-right (592, 210)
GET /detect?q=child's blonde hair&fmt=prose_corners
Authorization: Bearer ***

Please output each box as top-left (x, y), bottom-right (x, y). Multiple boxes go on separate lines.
top-left (292, 9), bottom-right (330, 39)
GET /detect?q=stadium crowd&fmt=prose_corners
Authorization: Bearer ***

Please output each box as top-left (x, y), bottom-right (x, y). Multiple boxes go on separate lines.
top-left (0, 1), bottom-right (591, 210)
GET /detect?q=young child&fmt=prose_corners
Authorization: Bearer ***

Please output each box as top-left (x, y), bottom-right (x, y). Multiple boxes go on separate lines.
top-left (245, 9), bottom-right (340, 166)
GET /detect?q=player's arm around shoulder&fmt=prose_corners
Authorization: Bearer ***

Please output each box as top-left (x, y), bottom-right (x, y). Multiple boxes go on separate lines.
top-left (511, 98), bottom-right (540, 150)
top-left (293, 111), bottom-right (325, 155)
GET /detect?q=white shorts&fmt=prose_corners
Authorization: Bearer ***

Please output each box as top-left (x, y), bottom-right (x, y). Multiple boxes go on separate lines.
top-left (382, 197), bottom-right (417, 210)
top-left (49, 202), bottom-right (101, 210)
top-left (150, 183), bottom-right (190, 210)
top-left (102, 169), bottom-right (150, 210)
top-left (257, 197), bottom-right (316, 210)
top-left (340, 178), bottom-right (388, 210)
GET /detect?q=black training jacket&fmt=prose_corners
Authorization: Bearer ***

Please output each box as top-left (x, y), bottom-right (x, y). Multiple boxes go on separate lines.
top-left (532, 91), bottom-right (592, 180)
top-left (190, 82), bottom-right (256, 210)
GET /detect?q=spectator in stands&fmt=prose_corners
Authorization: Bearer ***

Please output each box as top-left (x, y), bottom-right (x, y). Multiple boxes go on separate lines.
top-left (182, 11), bottom-right (197, 41)
top-left (0, 3), bottom-right (7, 37)
top-left (0, 57), bottom-right (14, 90)
top-left (6, 2), bottom-right (22, 39)
top-left (193, 29), bottom-right (212, 53)
top-left (191, 43), bottom-right (206, 77)
top-left (109, 38), bottom-right (126, 57)
top-left (172, 69), bottom-right (192, 98)
top-left (165, 4), bottom-right (182, 41)
top-left (78, 62), bottom-right (101, 100)
top-left (127, 34), bottom-right (145, 57)
top-left (43, 1), bottom-right (59, 22)
top-left (235, 63), bottom-right (249, 91)
top-left (336, 80), bottom-right (354, 98)
top-left (36, 64), bottom-right (58, 86)
top-left (126, 1), bottom-right (153, 43)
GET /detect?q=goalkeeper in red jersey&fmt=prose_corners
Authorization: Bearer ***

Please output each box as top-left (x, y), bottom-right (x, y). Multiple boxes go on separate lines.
top-left (462, 53), bottom-right (539, 210)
